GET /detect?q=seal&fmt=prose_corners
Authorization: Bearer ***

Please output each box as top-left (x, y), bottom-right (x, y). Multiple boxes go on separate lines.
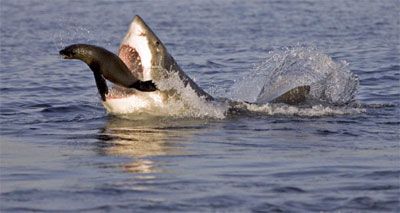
top-left (59, 44), bottom-right (156, 101)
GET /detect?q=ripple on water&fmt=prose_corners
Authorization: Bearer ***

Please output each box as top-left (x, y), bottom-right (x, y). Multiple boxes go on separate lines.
top-left (271, 186), bottom-right (306, 193)
top-left (345, 196), bottom-right (398, 211)
top-left (362, 170), bottom-right (400, 180)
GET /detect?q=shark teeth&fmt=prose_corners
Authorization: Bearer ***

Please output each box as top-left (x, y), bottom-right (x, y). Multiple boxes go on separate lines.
top-left (119, 44), bottom-right (144, 79)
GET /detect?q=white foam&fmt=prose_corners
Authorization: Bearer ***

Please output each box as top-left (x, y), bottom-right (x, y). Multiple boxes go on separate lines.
top-left (242, 102), bottom-right (365, 117)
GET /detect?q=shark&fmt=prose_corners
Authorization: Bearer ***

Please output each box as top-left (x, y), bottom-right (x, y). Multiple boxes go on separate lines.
top-left (59, 15), bottom-right (310, 116)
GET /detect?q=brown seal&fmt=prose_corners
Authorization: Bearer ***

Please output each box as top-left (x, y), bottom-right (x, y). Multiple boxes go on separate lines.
top-left (59, 44), bottom-right (156, 101)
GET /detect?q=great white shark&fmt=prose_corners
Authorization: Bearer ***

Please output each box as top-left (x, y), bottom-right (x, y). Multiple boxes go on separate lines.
top-left (59, 15), bottom-right (310, 116)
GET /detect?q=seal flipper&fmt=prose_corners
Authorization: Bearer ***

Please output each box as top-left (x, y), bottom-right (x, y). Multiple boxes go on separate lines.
top-left (130, 80), bottom-right (157, 92)
top-left (271, 85), bottom-right (310, 105)
top-left (92, 70), bottom-right (109, 101)
top-left (88, 61), bottom-right (109, 101)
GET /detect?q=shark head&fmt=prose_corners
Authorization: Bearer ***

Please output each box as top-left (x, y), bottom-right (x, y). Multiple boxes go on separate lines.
top-left (102, 15), bottom-right (214, 114)
top-left (118, 15), bottom-right (213, 101)
top-left (119, 15), bottom-right (172, 82)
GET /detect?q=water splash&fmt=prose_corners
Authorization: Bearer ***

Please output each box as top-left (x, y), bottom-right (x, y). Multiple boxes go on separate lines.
top-left (108, 48), bottom-right (363, 119)
top-left (136, 65), bottom-right (362, 119)
top-left (155, 70), bottom-right (228, 119)
top-left (229, 46), bottom-right (359, 105)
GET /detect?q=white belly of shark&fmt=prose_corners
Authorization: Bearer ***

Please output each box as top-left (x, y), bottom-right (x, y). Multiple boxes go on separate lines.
top-left (103, 91), bottom-right (166, 115)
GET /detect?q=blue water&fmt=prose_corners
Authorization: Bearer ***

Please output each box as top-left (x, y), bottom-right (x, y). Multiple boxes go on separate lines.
top-left (1, 0), bottom-right (399, 212)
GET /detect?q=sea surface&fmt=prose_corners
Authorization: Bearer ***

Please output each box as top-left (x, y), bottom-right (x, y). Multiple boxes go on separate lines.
top-left (1, 0), bottom-right (399, 212)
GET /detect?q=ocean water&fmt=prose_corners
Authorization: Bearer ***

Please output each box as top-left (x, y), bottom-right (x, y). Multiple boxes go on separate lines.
top-left (1, 0), bottom-right (399, 212)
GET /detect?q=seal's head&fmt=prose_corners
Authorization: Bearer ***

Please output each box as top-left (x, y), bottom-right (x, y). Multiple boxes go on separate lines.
top-left (60, 44), bottom-right (79, 59)
top-left (59, 44), bottom-right (98, 64)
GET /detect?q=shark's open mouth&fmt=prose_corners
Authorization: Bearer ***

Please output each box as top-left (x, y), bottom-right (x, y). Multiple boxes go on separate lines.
top-left (119, 44), bottom-right (143, 79)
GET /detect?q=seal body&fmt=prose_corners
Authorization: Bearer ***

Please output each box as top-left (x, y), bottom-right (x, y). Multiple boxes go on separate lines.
top-left (60, 44), bottom-right (156, 101)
